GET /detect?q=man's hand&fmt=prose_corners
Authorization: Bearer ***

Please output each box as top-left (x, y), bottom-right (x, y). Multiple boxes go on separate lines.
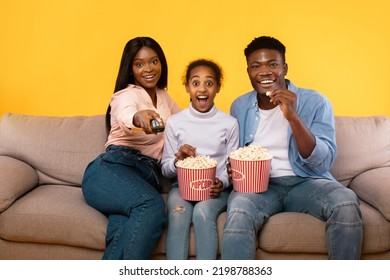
top-left (268, 89), bottom-right (316, 158)
top-left (268, 89), bottom-right (298, 121)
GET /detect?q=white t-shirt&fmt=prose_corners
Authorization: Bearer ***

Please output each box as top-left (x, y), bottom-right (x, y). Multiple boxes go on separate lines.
top-left (252, 106), bottom-right (295, 178)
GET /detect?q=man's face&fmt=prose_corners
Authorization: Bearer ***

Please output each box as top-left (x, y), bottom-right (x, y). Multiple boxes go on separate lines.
top-left (246, 48), bottom-right (288, 94)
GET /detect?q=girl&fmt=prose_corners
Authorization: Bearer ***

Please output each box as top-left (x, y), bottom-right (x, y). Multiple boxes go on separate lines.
top-left (82, 37), bottom-right (180, 259)
top-left (161, 59), bottom-right (239, 259)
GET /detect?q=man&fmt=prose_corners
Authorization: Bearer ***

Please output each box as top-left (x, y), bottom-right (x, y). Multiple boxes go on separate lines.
top-left (221, 36), bottom-right (363, 260)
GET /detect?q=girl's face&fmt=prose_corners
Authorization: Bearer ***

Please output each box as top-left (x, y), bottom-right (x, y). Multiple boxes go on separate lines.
top-left (132, 46), bottom-right (162, 93)
top-left (186, 65), bottom-right (220, 113)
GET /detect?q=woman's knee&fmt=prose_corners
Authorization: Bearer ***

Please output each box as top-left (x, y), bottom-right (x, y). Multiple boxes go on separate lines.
top-left (147, 193), bottom-right (166, 213)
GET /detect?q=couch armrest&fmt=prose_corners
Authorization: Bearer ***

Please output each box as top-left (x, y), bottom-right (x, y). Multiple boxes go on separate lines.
top-left (349, 167), bottom-right (390, 221)
top-left (0, 156), bottom-right (39, 212)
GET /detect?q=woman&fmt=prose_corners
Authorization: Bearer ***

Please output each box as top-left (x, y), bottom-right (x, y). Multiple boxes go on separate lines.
top-left (82, 37), bottom-right (180, 259)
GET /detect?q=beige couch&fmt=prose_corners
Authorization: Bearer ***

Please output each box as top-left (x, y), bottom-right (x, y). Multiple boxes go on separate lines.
top-left (0, 113), bottom-right (389, 260)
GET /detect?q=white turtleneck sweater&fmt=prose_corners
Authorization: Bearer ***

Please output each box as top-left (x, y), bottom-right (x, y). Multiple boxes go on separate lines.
top-left (161, 103), bottom-right (239, 188)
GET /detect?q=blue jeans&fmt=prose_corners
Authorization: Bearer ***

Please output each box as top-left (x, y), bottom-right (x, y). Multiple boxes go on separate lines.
top-left (166, 183), bottom-right (229, 259)
top-left (221, 176), bottom-right (363, 260)
top-left (82, 145), bottom-right (166, 260)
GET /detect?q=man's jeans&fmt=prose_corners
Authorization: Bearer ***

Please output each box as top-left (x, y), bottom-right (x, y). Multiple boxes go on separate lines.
top-left (166, 184), bottom-right (228, 259)
top-left (221, 176), bottom-right (363, 260)
top-left (82, 145), bottom-right (166, 259)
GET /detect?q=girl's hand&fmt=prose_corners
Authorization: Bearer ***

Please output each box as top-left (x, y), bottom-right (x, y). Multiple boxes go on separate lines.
top-left (174, 144), bottom-right (197, 163)
top-left (210, 178), bottom-right (223, 198)
top-left (133, 110), bottom-right (162, 134)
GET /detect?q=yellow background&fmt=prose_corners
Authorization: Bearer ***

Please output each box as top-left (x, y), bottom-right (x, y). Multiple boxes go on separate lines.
top-left (1, 0), bottom-right (389, 117)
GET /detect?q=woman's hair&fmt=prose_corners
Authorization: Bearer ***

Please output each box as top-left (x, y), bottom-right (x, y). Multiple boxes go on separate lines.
top-left (183, 59), bottom-right (223, 87)
top-left (105, 37), bottom-right (168, 132)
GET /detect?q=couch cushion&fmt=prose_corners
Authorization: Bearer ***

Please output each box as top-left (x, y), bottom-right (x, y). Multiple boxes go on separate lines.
top-left (0, 113), bottom-right (107, 186)
top-left (258, 202), bottom-right (390, 254)
top-left (331, 116), bottom-right (390, 186)
top-left (0, 185), bottom-right (107, 250)
top-left (0, 156), bottom-right (39, 212)
top-left (349, 167), bottom-right (390, 221)
top-left (260, 212), bottom-right (327, 254)
top-left (359, 201), bottom-right (390, 253)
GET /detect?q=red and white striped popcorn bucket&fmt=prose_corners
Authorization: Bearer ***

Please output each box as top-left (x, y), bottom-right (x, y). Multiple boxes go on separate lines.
top-left (176, 166), bottom-right (216, 201)
top-left (229, 157), bottom-right (272, 193)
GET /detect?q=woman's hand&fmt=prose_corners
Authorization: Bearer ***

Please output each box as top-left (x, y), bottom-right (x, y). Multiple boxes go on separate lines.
top-left (133, 109), bottom-right (163, 134)
top-left (210, 178), bottom-right (223, 198)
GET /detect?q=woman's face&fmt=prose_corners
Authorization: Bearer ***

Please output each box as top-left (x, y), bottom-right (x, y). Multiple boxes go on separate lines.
top-left (132, 46), bottom-right (162, 92)
top-left (186, 65), bottom-right (220, 113)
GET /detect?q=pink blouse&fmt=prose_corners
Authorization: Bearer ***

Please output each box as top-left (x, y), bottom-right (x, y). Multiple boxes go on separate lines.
top-left (105, 84), bottom-right (180, 161)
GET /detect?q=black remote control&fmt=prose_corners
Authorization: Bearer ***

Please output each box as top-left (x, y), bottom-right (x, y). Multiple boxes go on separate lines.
top-left (150, 119), bottom-right (164, 132)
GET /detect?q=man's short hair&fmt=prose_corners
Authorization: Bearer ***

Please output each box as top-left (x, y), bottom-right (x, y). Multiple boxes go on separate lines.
top-left (244, 36), bottom-right (286, 62)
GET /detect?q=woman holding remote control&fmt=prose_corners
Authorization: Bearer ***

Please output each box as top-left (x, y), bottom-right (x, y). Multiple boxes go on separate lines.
top-left (81, 36), bottom-right (180, 260)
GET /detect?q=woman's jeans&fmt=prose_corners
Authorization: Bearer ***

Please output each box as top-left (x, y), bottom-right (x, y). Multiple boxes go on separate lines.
top-left (82, 145), bottom-right (166, 260)
top-left (166, 184), bottom-right (229, 259)
top-left (221, 176), bottom-right (363, 260)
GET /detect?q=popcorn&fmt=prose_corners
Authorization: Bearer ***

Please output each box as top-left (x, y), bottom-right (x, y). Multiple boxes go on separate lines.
top-left (176, 155), bottom-right (217, 169)
top-left (229, 145), bottom-right (272, 161)
top-left (229, 145), bottom-right (272, 193)
top-left (266, 91), bottom-right (271, 97)
top-left (176, 155), bottom-right (217, 201)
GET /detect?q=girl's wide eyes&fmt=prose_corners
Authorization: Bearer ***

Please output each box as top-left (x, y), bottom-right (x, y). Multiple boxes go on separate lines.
top-left (191, 80), bottom-right (214, 87)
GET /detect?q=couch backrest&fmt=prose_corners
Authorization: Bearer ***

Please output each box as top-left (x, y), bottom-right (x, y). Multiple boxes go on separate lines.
top-left (1, 113), bottom-right (389, 187)
top-left (0, 113), bottom-right (107, 186)
top-left (331, 116), bottom-right (390, 186)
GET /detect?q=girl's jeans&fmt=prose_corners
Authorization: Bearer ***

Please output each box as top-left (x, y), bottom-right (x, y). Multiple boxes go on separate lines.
top-left (222, 176), bottom-right (363, 260)
top-left (82, 145), bottom-right (166, 259)
top-left (166, 184), bottom-right (228, 259)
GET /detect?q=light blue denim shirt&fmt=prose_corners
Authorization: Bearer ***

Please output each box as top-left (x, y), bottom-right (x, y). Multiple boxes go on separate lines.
top-left (230, 80), bottom-right (337, 181)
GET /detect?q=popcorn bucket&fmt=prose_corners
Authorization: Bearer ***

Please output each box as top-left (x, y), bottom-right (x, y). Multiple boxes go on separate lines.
top-left (229, 157), bottom-right (272, 193)
top-left (176, 166), bottom-right (216, 201)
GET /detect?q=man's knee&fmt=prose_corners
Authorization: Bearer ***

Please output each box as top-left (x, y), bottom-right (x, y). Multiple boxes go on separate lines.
top-left (225, 195), bottom-right (261, 231)
top-left (326, 188), bottom-right (362, 224)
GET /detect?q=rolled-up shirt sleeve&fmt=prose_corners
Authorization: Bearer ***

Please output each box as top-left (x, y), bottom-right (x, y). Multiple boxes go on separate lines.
top-left (292, 97), bottom-right (337, 176)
